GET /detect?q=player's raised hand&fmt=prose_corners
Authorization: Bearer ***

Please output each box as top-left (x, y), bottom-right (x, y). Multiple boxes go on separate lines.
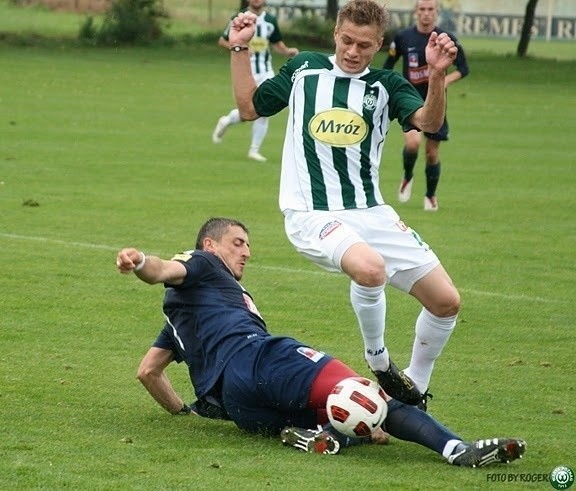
top-left (229, 11), bottom-right (257, 46)
top-left (116, 247), bottom-right (144, 274)
top-left (425, 31), bottom-right (457, 72)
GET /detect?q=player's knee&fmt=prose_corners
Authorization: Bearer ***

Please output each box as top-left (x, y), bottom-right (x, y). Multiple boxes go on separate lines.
top-left (350, 260), bottom-right (386, 287)
top-left (136, 364), bottom-right (154, 384)
top-left (342, 245), bottom-right (386, 286)
top-left (430, 289), bottom-right (460, 317)
top-left (136, 369), bottom-right (147, 384)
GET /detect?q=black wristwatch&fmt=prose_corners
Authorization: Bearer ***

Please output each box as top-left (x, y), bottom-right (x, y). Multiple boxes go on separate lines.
top-left (230, 46), bottom-right (249, 52)
top-left (176, 404), bottom-right (191, 415)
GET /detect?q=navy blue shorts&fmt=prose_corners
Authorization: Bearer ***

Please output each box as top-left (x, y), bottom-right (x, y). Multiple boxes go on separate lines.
top-left (220, 336), bottom-right (333, 435)
top-left (403, 118), bottom-right (449, 141)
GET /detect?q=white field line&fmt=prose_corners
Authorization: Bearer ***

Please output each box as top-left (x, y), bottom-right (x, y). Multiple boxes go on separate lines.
top-left (0, 232), bottom-right (565, 305)
top-left (257, 265), bottom-right (566, 304)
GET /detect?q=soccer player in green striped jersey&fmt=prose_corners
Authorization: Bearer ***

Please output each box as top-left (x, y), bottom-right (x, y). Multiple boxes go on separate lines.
top-left (228, 0), bottom-right (461, 408)
top-left (212, 0), bottom-right (298, 162)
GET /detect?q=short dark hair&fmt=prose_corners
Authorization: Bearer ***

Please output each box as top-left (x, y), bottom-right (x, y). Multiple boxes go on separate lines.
top-left (337, 0), bottom-right (390, 36)
top-left (195, 217), bottom-right (249, 250)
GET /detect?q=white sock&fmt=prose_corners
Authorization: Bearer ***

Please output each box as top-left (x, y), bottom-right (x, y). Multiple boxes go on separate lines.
top-left (350, 281), bottom-right (388, 371)
top-left (226, 108), bottom-right (241, 124)
top-left (404, 308), bottom-right (457, 393)
top-left (250, 117), bottom-right (268, 153)
top-left (442, 439), bottom-right (464, 459)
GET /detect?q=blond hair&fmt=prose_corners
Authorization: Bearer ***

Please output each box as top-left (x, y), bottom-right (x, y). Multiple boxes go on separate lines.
top-left (337, 0), bottom-right (390, 36)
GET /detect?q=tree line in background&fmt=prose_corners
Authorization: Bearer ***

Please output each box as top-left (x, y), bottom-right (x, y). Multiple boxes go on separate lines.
top-left (79, 0), bottom-right (168, 44)
top-left (6, 0), bottom-right (539, 53)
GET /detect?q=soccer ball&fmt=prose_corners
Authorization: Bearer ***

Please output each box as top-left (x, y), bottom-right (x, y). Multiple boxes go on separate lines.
top-left (326, 376), bottom-right (388, 438)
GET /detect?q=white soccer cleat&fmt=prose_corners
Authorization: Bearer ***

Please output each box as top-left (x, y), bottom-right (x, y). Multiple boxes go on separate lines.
top-left (212, 116), bottom-right (230, 144)
top-left (281, 426), bottom-right (341, 455)
top-left (398, 178), bottom-right (414, 203)
top-left (248, 151), bottom-right (267, 162)
top-left (424, 196), bottom-right (439, 211)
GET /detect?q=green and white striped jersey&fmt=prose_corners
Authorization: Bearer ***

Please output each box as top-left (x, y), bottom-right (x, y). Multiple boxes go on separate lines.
top-left (223, 10), bottom-right (283, 75)
top-left (253, 51), bottom-right (425, 212)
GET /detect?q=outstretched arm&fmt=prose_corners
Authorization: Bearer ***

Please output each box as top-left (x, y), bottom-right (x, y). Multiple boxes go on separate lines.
top-left (229, 11), bottom-right (260, 121)
top-left (116, 248), bottom-right (186, 285)
top-left (409, 31), bottom-right (457, 133)
top-left (137, 347), bottom-right (191, 415)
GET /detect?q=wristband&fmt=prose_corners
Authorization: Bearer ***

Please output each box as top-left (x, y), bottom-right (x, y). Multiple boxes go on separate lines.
top-left (177, 404), bottom-right (191, 415)
top-left (230, 45), bottom-right (249, 52)
top-left (134, 253), bottom-right (146, 271)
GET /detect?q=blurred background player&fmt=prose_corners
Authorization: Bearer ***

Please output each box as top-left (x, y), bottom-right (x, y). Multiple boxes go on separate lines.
top-left (383, 0), bottom-right (469, 211)
top-left (212, 0), bottom-right (298, 162)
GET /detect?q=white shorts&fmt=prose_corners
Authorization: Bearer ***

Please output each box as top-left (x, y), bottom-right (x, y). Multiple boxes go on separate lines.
top-left (284, 206), bottom-right (440, 293)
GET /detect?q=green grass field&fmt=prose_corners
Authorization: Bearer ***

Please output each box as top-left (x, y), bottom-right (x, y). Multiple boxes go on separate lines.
top-left (1, 9), bottom-right (576, 490)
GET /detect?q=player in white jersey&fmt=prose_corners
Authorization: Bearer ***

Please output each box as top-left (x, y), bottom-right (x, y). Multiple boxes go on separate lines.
top-left (227, 0), bottom-right (461, 408)
top-left (212, 0), bottom-right (298, 162)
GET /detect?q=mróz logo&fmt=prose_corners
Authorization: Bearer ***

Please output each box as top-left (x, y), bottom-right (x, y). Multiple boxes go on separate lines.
top-left (308, 108), bottom-right (367, 147)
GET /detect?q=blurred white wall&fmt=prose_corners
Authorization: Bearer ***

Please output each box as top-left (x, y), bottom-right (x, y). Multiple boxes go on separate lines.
top-left (266, 0), bottom-right (576, 39)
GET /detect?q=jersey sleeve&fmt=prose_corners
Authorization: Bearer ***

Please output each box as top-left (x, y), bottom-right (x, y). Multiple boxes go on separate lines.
top-left (162, 250), bottom-right (206, 289)
top-left (383, 33), bottom-right (401, 69)
top-left (152, 324), bottom-right (184, 363)
top-left (253, 52), bottom-right (303, 117)
top-left (451, 34), bottom-right (470, 78)
top-left (173, 251), bottom-right (216, 289)
top-left (386, 71), bottom-right (425, 125)
top-left (267, 14), bottom-right (283, 44)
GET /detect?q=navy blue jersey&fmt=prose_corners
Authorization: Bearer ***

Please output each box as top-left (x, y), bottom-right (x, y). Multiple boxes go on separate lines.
top-left (153, 250), bottom-right (333, 432)
top-left (159, 250), bottom-right (269, 399)
top-left (383, 26), bottom-right (469, 99)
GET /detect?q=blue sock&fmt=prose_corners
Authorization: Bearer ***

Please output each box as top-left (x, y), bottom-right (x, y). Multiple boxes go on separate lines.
top-left (425, 162), bottom-right (441, 198)
top-left (402, 147), bottom-right (418, 180)
top-left (322, 422), bottom-right (371, 448)
top-left (383, 399), bottom-right (461, 455)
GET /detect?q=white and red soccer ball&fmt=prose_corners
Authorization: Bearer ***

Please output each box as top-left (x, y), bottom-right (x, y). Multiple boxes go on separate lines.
top-left (326, 376), bottom-right (388, 438)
